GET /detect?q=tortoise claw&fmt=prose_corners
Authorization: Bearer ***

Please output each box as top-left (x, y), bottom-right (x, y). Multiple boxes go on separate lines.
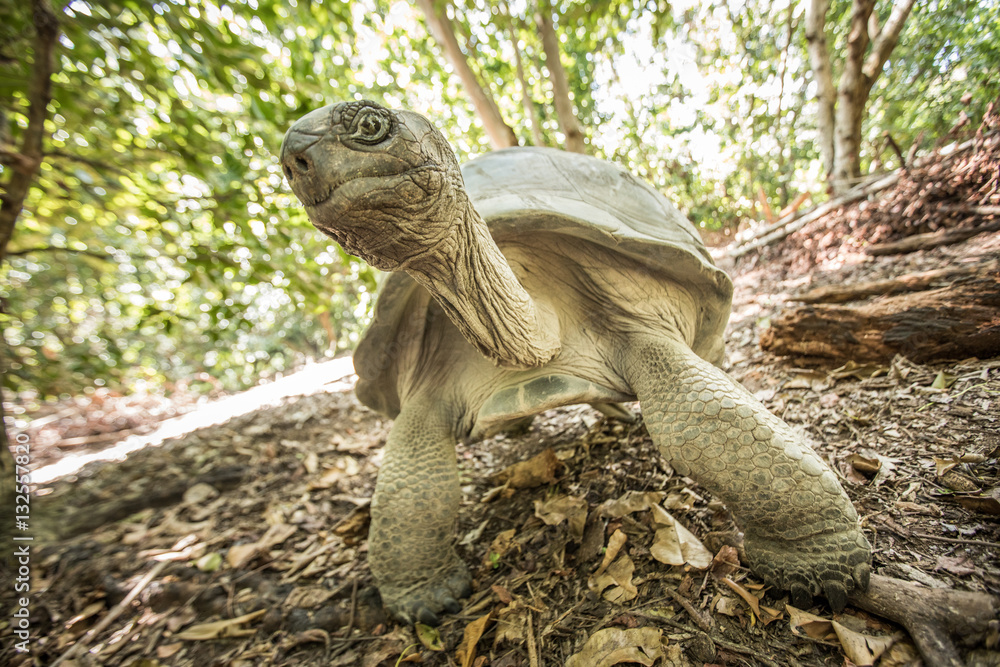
top-left (377, 557), bottom-right (473, 625)
top-left (823, 581), bottom-right (849, 613)
top-left (790, 582), bottom-right (813, 610)
top-left (416, 606), bottom-right (441, 626)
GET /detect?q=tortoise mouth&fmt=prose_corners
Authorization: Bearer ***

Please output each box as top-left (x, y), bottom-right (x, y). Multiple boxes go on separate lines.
top-left (299, 175), bottom-right (367, 209)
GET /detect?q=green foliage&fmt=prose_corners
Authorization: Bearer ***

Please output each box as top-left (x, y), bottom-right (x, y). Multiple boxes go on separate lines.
top-left (1, 0), bottom-right (381, 400)
top-left (870, 0), bottom-right (1000, 158)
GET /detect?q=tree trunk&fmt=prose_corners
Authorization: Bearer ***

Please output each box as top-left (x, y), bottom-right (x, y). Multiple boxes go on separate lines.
top-left (830, 0), bottom-right (875, 192)
top-left (0, 0), bottom-right (58, 263)
top-left (0, 0), bottom-right (59, 568)
top-left (509, 20), bottom-right (545, 147)
top-left (804, 0), bottom-right (836, 182)
top-left (414, 0), bottom-right (518, 150)
top-left (809, 0), bottom-right (916, 194)
top-left (534, 0), bottom-right (586, 153)
top-left (760, 273), bottom-right (1000, 363)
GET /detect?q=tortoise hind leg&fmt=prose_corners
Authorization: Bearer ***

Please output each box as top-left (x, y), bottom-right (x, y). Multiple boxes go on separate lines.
top-left (621, 333), bottom-right (870, 611)
top-left (369, 402), bottom-right (471, 624)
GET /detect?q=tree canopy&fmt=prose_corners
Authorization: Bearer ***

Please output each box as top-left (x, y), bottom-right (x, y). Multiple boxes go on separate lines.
top-left (1, 0), bottom-right (997, 404)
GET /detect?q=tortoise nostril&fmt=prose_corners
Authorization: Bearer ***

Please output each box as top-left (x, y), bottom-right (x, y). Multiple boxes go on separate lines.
top-left (295, 156), bottom-right (309, 172)
top-left (283, 165), bottom-right (293, 181)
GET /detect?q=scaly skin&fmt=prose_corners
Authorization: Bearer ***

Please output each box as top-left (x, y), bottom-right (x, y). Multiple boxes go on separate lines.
top-left (368, 403), bottom-right (471, 624)
top-left (622, 333), bottom-right (870, 611)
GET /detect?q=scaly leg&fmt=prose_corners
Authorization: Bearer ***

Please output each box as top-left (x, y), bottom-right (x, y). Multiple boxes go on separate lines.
top-left (368, 403), bottom-right (471, 624)
top-left (622, 334), bottom-right (870, 610)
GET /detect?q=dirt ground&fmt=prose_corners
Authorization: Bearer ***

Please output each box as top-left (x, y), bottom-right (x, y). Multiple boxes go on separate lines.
top-left (3, 128), bottom-right (999, 666)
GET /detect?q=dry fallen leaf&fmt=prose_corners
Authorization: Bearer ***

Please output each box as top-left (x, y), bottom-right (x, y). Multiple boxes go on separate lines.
top-left (491, 584), bottom-right (513, 604)
top-left (650, 506), bottom-right (712, 569)
top-left (156, 642), bottom-right (183, 659)
top-left (227, 542), bottom-right (260, 569)
top-left (934, 555), bottom-right (976, 576)
top-left (594, 529), bottom-right (628, 576)
top-left (494, 448), bottom-right (562, 488)
top-left (848, 453), bottom-right (882, 476)
top-left (175, 609), bottom-right (267, 640)
top-left (259, 522), bottom-right (297, 550)
top-left (485, 528), bottom-right (518, 567)
top-left (285, 585), bottom-right (336, 609)
top-left (565, 627), bottom-right (664, 667)
top-left (786, 605), bottom-right (837, 641)
top-left (952, 487), bottom-right (1000, 515)
top-left (879, 638), bottom-right (922, 666)
top-left (455, 613), bottom-right (492, 667)
top-left (591, 553), bottom-right (638, 602)
top-left (710, 545), bottom-right (741, 580)
top-left (722, 578), bottom-right (761, 617)
top-left (663, 488), bottom-right (701, 511)
top-left (934, 457), bottom-right (961, 477)
top-left (493, 603), bottom-right (529, 646)
top-left (534, 495), bottom-right (588, 540)
top-left (894, 500), bottom-right (938, 516)
top-left (332, 506), bottom-right (371, 544)
top-left (832, 620), bottom-right (898, 666)
top-left (714, 596), bottom-right (743, 617)
top-left (598, 491), bottom-right (665, 518)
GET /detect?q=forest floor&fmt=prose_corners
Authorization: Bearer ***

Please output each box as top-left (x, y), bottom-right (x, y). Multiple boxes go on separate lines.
top-left (3, 124), bottom-right (1000, 667)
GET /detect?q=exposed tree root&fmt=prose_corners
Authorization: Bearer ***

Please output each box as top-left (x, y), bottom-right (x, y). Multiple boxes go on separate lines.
top-left (849, 574), bottom-right (1000, 667)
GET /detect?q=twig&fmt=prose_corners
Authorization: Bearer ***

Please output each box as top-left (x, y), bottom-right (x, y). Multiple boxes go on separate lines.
top-left (526, 610), bottom-right (540, 667)
top-left (628, 609), bottom-right (781, 667)
top-left (344, 578), bottom-right (359, 637)
top-left (883, 131), bottom-right (906, 167)
top-left (911, 532), bottom-right (1000, 548)
top-left (50, 560), bottom-right (170, 667)
top-left (662, 587), bottom-right (715, 632)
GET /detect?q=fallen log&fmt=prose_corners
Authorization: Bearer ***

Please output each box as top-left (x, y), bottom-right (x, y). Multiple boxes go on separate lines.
top-left (761, 274), bottom-right (1000, 362)
top-left (791, 263), bottom-right (996, 304)
top-left (867, 220), bottom-right (1000, 256)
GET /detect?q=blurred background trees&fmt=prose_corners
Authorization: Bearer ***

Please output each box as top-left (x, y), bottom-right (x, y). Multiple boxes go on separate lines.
top-left (1, 0), bottom-right (997, 407)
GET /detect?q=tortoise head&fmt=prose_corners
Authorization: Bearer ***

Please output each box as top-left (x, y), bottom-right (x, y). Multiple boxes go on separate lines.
top-left (280, 101), bottom-right (464, 271)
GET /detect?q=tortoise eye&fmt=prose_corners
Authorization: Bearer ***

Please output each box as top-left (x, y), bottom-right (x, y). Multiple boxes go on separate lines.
top-left (353, 109), bottom-right (391, 145)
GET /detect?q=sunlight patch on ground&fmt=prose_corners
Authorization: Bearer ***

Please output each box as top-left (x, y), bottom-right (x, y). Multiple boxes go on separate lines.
top-left (34, 356), bottom-right (357, 484)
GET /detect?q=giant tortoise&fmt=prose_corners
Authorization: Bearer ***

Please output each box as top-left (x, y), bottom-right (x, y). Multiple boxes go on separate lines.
top-left (279, 100), bottom-right (871, 624)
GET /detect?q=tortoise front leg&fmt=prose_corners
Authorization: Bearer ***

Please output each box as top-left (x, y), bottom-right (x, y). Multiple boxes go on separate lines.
top-left (622, 334), bottom-right (871, 610)
top-left (369, 403), bottom-right (471, 624)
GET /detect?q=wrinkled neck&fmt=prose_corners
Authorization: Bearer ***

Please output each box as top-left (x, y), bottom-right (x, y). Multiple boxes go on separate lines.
top-left (408, 202), bottom-right (559, 368)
